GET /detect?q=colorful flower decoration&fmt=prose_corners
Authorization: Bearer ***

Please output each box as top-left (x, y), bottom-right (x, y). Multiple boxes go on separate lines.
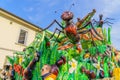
top-left (19, 56), bottom-right (23, 65)
top-left (68, 58), bottom-right (78, 73)
top-left (84, 53), bottom-right (90, 59)
top-left (113, 68), bottom-right (120, 80)
top-left (14, 64), bottom-right (24, 75)
top-left (93, 62), bottom-right (104, 77)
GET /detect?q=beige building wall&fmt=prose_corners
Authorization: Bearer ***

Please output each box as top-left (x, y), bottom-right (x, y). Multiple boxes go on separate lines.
top-left (0, 8), bottom-right (41, 69)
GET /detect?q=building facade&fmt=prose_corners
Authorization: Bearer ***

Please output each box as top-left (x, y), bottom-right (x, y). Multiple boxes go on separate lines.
top-left (0, 8), bottom-right (42, 69)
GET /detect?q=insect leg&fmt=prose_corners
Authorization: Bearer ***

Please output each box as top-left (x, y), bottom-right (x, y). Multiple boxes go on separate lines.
top-left (53, 30), bottom-right (63, 44)
top-left (77, 21), bottom-right (91, 30)
top-left (54, 20), bottom-right (64, 29)
top-left (78, 28), bottom-right (91, 34)
top-left (50, 28), bottom-right (63, 39)
top-left (41, 20), bottom-right (64, 32)
top-left (90, 23), bottom-right (103, 40)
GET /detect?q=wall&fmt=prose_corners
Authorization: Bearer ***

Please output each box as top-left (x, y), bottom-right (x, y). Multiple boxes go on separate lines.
top-left (0, 15), bottom-right (36, 69)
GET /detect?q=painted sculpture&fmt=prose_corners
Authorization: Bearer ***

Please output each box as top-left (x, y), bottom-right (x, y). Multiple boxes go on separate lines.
top-left (5, 9), bottom-right (120, 80)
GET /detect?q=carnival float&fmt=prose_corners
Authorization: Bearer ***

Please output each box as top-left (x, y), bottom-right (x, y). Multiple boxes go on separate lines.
top-left (1, 9), bottom-right (120, 80)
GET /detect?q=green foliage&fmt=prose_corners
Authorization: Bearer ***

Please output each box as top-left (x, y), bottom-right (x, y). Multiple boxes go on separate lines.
top-left (7, 56), bottom-right (14, 65)
top-left (108, 27), bottom-right (111, 44)
top-left (6, 26), bottom-right (119, 80)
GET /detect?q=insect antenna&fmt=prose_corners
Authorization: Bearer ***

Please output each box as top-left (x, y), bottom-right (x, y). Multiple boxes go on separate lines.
top-left (69, 3), bottom-right (75, 11)
top-left (54, 9), bottom-right (64, 15)
top-left (104, 18), bottom-right (114, 21)
top-left (104, 17), bottom-right (114, 26)
top-left (99, 14), bottom-right (103, 21)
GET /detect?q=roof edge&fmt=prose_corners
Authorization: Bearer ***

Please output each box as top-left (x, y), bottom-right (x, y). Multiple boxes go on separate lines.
top-left (0, 8), bottom-right (43, 31)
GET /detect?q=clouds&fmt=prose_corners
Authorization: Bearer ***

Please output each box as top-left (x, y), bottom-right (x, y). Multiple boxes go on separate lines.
top-left (99, 0), bottom-right (120, 49)
top-left (111, 21), bottom-right (120, 49)
top-left (100, 0), bottom-right (120, 17)
top-left (23, 7), bottom-right (34, 12)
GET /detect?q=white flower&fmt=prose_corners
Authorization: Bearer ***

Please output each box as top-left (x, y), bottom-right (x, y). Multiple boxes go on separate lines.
top-left (68, 58), bottom-right (78, 73)
top-left (93, 62), bottom-right (103, 75)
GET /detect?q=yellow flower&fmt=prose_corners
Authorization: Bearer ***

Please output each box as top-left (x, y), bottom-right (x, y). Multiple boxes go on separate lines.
top-left (93, 62), bottom-right (103, 73)
top-left (19, 56), bottom-right (23, 64)
top-left (69, 59), bottom-right (78, 73)
top-left (84, 53), bottom-right (90, 59)
top-left (71, 62), bottom-right (76, 68)
top-left (96, 65), bottom-right (100, 70)
top-left (113, 68), bottom-right (120, 80)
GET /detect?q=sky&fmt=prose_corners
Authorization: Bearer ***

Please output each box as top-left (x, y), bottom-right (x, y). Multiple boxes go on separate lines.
top-left (0, 0), bottom-right (120, 49)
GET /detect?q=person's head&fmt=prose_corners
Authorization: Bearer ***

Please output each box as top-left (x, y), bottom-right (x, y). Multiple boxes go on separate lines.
top-left (41, 64), bottom-right (51, 76)
top-left (9, 65), bottom-right (13, 70)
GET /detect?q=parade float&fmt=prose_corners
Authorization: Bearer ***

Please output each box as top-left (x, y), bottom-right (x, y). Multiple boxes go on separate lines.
top-left (3, 9), bottom-right (120, 80)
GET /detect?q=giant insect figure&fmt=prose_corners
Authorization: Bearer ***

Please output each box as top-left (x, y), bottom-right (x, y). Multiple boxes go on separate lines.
top-left (88, 14), bottom-right (114, 44)
top-left (92, 14), bottom-right (114, 27)
top-left (41, 9), bottom-right (103, 52)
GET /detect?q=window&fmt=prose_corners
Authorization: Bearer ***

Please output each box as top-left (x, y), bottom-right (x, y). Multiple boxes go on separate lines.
top-left (18, 29), bottom-right (27, 44)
